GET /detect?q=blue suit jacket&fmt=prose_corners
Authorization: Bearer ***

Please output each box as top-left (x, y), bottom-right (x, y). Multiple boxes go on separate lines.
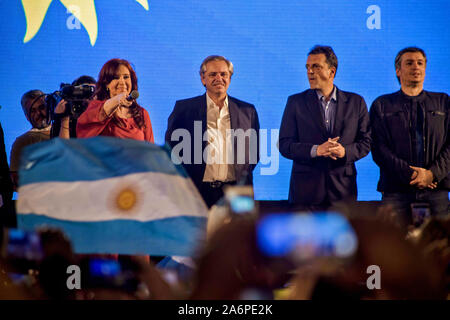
top-left (279, 88), bottom-right (371, 205)
top-left (165, 94), bottom-right (260, 191)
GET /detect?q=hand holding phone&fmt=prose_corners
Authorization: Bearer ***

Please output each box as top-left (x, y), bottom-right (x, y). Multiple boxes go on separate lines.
top-left (224, 185), bottom-right (257, 219)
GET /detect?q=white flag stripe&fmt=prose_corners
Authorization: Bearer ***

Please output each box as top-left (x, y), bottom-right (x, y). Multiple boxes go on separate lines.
top-left (17, 171), bottom-right (207, 222)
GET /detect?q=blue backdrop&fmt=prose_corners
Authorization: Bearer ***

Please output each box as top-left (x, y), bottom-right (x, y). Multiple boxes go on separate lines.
top-left (1, 0), bottom-right (449, 200)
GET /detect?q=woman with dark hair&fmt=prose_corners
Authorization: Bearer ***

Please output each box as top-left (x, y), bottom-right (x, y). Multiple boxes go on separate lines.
top-left (77, 59), bottom-right (154, 142)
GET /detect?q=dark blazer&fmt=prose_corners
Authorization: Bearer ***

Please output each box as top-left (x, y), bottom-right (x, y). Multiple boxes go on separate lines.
top-left (279, 87), bottom-right (371, 205)
top-left (165, 94), bottom-right (260, 191)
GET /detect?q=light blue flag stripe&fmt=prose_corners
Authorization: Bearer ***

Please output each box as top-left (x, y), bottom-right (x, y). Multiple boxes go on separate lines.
top-left (19, 137), bottom-right (187, 186)
top-left (18, 214), bottom-right (206, 256)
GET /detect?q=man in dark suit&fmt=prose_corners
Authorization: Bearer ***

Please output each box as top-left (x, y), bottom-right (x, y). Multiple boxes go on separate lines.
top-left (279, 45), bottom-right (371, 210)
top-left (166, 55), bottom-right (259, 208)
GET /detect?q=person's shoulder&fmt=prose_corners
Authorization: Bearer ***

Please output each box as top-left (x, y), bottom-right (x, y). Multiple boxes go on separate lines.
top-left (287, 89), bottom-right (311, 101)
top-left (372, 91), bottom-right (401, 105)
top-left (11, 130), bottom-right (46, 150)
top-left (170, 95), bottom-right (205, 118)
top-left (336, 87), bottom-right (366, 102)
top-left (170, 95), bottom-right (203, 114)
top-left (140, 106), bottom-right (150, 117)
top-left (424, 91), bottom-right (450, 111)
top-left (175, 95), bottom-right (205, 106)
top-left (228, 96), bottom-right (256, 109)
top-left (423, 90), bottom-right (449, 100)
top-left (13, 131), bottom-right (34, 144)
top-left (282, 90), bottom-right (313, 108)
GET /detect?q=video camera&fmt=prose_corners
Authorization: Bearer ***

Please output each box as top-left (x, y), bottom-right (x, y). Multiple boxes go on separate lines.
top-left (45, 83), bottom-right (94, 120)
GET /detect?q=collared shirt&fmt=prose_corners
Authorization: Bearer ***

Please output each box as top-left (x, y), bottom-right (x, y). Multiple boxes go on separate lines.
top-left (311, 86), bottom-right (337, 158)
top-left (29, 125), bottom-right (52, 133)
top-left (316, 86), bottom-right (337, 133)
top-left (203, 93), bottom-right (236, 182)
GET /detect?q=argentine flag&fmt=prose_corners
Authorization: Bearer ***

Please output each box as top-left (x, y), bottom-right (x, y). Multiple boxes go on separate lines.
top-left (16, 137), bottom-right (208, 256)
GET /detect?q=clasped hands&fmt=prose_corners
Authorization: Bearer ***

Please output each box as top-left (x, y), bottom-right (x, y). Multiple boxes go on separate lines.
top-left (316, 136), bottom-right (345, 160)
top-left (410, 166), bottom-right (436, 190)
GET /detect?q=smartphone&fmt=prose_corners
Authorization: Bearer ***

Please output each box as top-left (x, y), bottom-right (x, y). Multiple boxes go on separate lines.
top-left (82, 258), bottom-right (139, 293)
top-left (410, 202), bottom-right (431, 227)
top-left (224, 185), bottom-right (258, 218)
top-left (256, 212), bottom-right (358, 264)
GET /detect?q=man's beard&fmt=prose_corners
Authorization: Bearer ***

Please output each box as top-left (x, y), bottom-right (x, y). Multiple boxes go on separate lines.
top-left (33, 118), bottom-right (49, 129)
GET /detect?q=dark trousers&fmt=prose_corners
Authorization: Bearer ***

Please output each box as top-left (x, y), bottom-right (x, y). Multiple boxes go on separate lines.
top-left (289, 196), bottom-right (357, 214)
top-left (382, 190), bottom-right (449, 226)
top-left (199, 181), bottom-right (237, 208)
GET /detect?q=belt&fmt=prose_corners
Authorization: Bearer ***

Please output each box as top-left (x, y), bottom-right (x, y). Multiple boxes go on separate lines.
top-left (204, 181), bottom-right (235, 189)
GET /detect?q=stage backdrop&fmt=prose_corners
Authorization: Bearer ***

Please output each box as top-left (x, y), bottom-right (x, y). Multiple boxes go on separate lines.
top-left (1, 0), bottom-right (449, 200)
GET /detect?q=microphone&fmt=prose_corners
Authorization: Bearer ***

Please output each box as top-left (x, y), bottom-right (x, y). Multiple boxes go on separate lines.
top-left (126, 90), bottom-right (139, 101)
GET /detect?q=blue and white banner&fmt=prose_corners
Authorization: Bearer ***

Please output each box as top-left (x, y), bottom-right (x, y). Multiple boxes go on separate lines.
top-left (16, 137), bottom-right (208, 256)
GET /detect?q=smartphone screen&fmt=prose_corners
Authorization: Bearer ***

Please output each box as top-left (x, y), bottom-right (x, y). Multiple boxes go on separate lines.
top-left (224, 185), bottom-right (257, 217)
top-left (1, 229), bottom-right (44, 273)
top-left (256, 212), bottom-right (358, 264)
top-left (89, 259), bottom-right (121, 278)
top-left (230, 195), bottom-right (255, 214)
top-left (85, 258), bottom-right (138, 293)
top-left (410, 203), bottom-right (430, 227)
top-left (5, 229), bottom-right (43, 261)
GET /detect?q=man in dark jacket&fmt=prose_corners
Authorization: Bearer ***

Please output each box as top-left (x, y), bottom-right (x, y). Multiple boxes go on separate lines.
top-left (370, 47), bottom-right (449, 225)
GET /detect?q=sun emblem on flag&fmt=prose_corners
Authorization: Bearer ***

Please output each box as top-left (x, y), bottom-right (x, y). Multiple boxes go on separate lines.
top-left (116, 188), bottom-right (137, 211)
top-left (21, 0), bottom-right (149, 46)
top-left (109, 185), bottom-right (143, 215)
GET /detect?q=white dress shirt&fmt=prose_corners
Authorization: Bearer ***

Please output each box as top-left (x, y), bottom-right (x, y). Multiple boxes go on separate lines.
top-left (202, 93), bottom-right (236, 182)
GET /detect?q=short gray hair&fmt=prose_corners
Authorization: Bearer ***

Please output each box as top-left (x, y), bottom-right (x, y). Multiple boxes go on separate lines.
top-left (21, 89), bottom-right (44, 117)
top-left (199, 55), bottom-right (234, 76)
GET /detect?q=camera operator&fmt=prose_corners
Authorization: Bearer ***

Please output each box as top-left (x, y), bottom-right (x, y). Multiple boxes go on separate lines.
top-left (50, 75), bottom-right (96, 139)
